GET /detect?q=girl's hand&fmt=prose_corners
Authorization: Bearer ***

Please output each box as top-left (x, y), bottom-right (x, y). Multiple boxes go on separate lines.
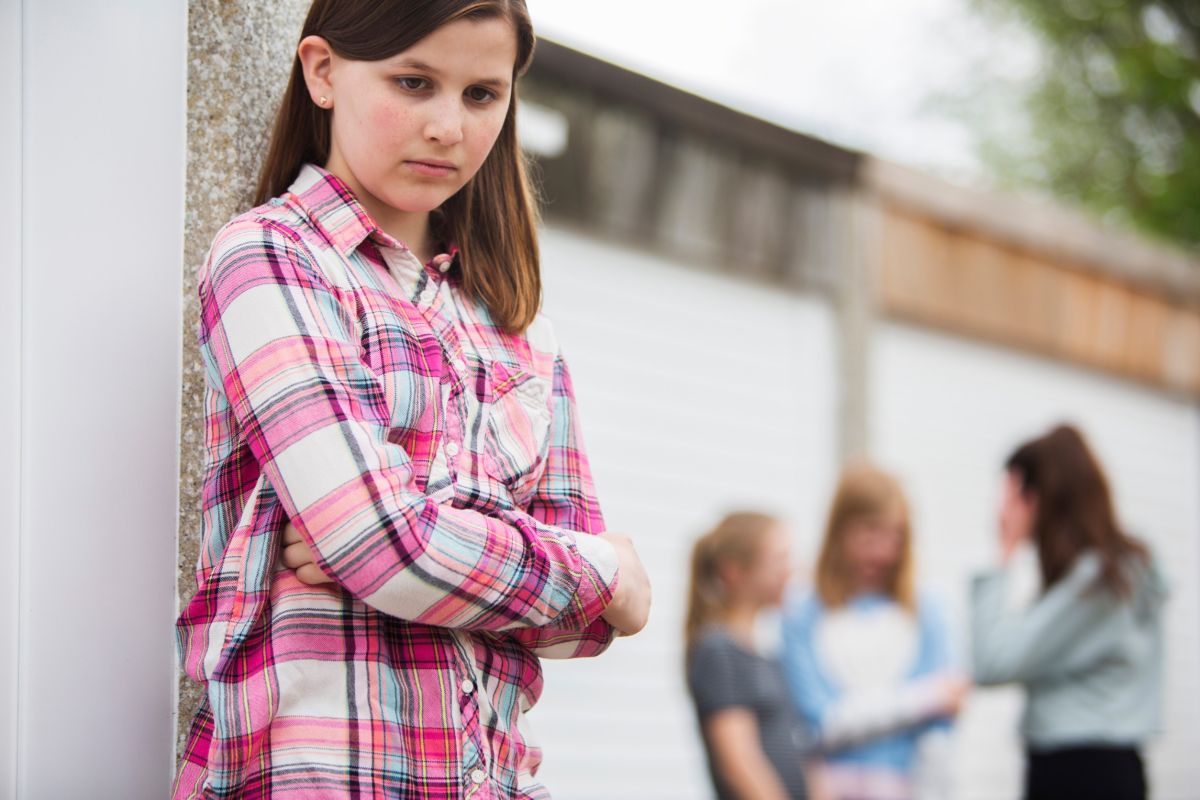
top-left (997, 471), bottom-right (1035, 565)
top-left (936, 673), bottom-right (972, 717)
top-left (280, 521), bottom-right (334, 585)
top-left (998, 517), bottom-right (1031, 565)
top-left (597, 532), bottom-right (652, 636)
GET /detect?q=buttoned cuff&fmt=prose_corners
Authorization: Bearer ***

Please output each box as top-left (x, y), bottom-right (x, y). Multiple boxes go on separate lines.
top-left (554, 530), bottom-right (621, 631)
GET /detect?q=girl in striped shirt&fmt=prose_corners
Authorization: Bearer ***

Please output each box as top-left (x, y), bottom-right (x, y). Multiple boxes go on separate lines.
top-left (173, 1), bottom-right (650, 797)
top-left (685, 512), bottom-right (815, 799)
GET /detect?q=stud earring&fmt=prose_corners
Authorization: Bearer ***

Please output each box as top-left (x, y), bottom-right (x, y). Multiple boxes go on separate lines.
top-left (319, 96), bottom-right (329, 106)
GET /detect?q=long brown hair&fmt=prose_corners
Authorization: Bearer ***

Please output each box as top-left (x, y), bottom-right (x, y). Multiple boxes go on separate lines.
top-left (1007, 424), bottom-right (1147, 596)
top-left (814, 462), bottom-right (916, 611)
top-left (255, 0), bottom-right (542, 334)
top-left (683, 512), bottom-right (781, 658)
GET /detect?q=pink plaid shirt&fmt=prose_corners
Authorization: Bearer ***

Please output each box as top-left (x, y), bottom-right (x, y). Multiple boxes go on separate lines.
top-left (174, 163), bottom-right (620, 799)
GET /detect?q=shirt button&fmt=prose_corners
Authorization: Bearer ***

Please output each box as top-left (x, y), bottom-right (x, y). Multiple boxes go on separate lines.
top-left (445, 442), bottom-right (460, 457)
top-left (461, 678), bottom-right (475, 694)
top-left (470, 769), bottom-right (487, 785)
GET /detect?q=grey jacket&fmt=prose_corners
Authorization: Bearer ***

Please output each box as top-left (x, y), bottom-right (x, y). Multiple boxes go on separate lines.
top-left (971, 549), bottom-right (1167, 749)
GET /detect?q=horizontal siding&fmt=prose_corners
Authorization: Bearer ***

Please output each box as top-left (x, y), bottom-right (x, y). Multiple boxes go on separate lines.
top-left (871, 321), bottom-right (1200, 800)
top-left (531, 225), bottom-right (840, 799)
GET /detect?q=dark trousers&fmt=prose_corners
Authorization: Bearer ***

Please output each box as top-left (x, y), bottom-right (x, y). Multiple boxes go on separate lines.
top-left (1026, 745), bottom-right (1146, 800)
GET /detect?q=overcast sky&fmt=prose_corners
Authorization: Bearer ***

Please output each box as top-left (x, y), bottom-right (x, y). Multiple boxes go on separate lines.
top-left (527, 0), bottom-right (1041, 183)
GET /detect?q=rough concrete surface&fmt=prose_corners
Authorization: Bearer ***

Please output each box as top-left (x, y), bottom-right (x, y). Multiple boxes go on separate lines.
top-left (176, 0), bottom-right (309, 761)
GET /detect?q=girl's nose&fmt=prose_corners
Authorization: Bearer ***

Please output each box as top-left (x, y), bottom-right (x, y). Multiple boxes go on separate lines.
top-left (424, 99), bottom-right (464, 146)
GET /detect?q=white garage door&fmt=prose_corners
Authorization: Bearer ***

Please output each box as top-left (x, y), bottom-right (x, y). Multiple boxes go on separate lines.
top-left (529, 225), bottom-right (840, 799)
top-left (871, 321), bottom-right (1200, 800)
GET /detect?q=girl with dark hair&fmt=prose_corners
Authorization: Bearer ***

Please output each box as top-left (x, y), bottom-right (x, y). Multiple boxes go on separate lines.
top-left (684, 512), bottom-right (815, 799)
top-left (972, 424), bottom-right (1167, 800)
top-left (173, 2), bottom-right (650, 796)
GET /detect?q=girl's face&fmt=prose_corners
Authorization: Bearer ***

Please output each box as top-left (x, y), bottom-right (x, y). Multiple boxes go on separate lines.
top-left (735, 525), bottom-right (794, 610)
top-left (842, 502), bottom-right (905, 592)
top-left (317, 16), bottom-right (517, 224)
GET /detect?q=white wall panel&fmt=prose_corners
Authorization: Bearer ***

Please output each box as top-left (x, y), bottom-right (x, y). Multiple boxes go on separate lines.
top-left (1, 0), bottom-right (22, 795)
top-left (15, 1), bottom-right (187, 796)
top-left (871, 321), bottom-right (1200, 800)
top-left (529, 226), bottom-right (840, 799)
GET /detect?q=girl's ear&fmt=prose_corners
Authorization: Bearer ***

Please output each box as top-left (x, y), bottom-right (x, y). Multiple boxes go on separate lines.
top-left (714, 561), bottom-right (740, 594)
top-left (297, 35), bottom-right (336, 108)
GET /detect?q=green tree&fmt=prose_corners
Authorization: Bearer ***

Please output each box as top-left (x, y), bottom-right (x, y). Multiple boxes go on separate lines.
top-left (970, 0), bottom-right (1200, 249)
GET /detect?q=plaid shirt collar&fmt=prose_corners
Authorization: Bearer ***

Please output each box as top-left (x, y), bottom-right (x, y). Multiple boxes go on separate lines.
top-left (285, 162), bottom-right (461, 274)
top-left (285, 162), bottom-right (406, 258)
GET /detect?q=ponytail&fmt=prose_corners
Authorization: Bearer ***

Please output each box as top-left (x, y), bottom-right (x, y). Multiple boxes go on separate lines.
top-left (684, 534), bottom-right (723, 660)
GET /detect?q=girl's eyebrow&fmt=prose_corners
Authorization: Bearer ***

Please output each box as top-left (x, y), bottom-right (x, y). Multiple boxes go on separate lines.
top-left (391, 57), bottom-right (511, 90)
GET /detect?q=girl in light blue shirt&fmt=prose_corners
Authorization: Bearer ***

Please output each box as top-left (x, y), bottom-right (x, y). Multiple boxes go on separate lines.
top-left (972, 424), bottom-right (1165, 800)
top-left (783, 463), bottom-right (966, 800)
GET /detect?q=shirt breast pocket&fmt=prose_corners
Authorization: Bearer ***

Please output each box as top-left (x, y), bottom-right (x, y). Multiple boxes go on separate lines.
top-left (482, 360), bottom-right (552, 508)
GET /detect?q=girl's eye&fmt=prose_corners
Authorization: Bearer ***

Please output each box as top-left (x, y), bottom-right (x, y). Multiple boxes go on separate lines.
top-left (396, 76), bottom-right (429, 91)
top-left (466, 86), bottom-right (497, 104)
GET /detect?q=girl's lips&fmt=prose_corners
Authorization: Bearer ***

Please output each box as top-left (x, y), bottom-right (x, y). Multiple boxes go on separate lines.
top-left (405, 160), bottom-right (457, 178)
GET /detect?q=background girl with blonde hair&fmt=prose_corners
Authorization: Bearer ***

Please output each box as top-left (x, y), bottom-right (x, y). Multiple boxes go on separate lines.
top-left (173, 1), bottom-right (650, 796)
top-left (782, 464), bottom-right (966, 800)
top-left (685, 512), bottom-right (814, 799)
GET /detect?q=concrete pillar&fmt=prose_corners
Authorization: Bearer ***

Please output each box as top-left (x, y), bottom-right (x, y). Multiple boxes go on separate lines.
top-left (176, 0), bottom-right (309, 756)
top-left (834, 187), bottom-right (880, 463)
